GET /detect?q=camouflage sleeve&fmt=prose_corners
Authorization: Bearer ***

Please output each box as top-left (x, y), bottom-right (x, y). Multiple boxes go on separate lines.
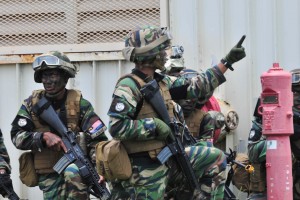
top-left (78, 97), bottom-right (108, 161)
top-left (0, 129), bottom-right (11, 173)
top-left (248, 120), bottom-right (266, 163)
top-left (10, 96), bottom-right (42, 151)
top-left (172, 101), bottom-right (185, 124)
top-left (199, 113), bottom-right (215, 140)
top-left (170, 66), bottom-right (226, 101)
top-left (107, 77), bottom-right (157, 141)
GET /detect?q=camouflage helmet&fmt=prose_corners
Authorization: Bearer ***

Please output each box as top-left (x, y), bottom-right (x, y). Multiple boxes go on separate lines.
top-left (122, 26), bottom-right (172, 64)
top-left (33, 51), bottom-right (77, 83)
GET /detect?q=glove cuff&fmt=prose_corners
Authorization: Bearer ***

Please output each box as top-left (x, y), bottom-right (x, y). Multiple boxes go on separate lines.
top-left (221, 58), bottom-right (234, 71)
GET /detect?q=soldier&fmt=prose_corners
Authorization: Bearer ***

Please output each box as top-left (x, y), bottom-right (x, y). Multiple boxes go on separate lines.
top-left (164, 46), bottom-right (225, 145)
top-left (10, 51), bottom-right (108, 199)
top-left (165, 69), bottom-right (227, 199)
top-left (176, 69), bottom-right (225, 145)
top-left (246, 98), bottom-right (267, 200)
top-left (106, 26), bottom-right (246, 199)
top-left (0, 129), bottom-right (10, 176)
top-left (0, 129), bottom-right (20, 199)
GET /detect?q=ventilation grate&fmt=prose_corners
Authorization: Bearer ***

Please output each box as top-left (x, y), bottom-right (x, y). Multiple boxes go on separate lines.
top-left (0, 0), bottom-right (160, 49)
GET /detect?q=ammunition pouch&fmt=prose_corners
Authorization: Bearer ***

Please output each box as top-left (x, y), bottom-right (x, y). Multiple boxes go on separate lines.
top-left (19, 151), bottom-right (39, 187)
top-left (123, 140), bottom-right (166, 161)
top-left (232, 153), bottom-right (250, 192)
top-left (123, 140), bottom-right (165, 154)
top-left (249, 163), bottom-right (266, 193)
top-left (95, 140), bottom-right (132, 180)
top-left (34, 149), bottom-right (63, 174)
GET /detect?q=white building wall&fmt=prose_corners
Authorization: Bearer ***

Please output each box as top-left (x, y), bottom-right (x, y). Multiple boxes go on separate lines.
top-left (0, 0), bottom-right (299, 199)
top-left (169, 0), bottom-right (300, 152)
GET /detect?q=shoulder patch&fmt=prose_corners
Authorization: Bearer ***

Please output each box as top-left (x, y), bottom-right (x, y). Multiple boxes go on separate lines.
top-left (115, 102), bottom-right (125, 112)
top-left (18, 118), bottom-right (27, 127)
top-left (114, 85), bottom-right (138, 108)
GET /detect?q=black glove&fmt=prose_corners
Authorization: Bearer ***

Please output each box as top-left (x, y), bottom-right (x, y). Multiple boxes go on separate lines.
top-left (0, 174), bottom-right (13, 198)
top-left (222, 35), bottom-right (246, 71)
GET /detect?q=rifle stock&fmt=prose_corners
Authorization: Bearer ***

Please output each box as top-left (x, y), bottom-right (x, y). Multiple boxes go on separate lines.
top-left (140, 79), bottom-right (200, 191)
top-left (33, 96), bottom-right (110, 200)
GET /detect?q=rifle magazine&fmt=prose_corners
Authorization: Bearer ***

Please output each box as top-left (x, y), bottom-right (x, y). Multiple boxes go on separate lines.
top-left (53, 154), bottom-right (75, 174)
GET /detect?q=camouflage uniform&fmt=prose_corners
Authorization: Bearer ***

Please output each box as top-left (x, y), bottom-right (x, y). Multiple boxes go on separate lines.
top-left (171, 69), bottom-right (225, 144)
top-left (108, 66), bottom-right (227, 200)
top-left (11, 51), bottom-right (108, 200)
top-left (0, 129), bottom-right (11, 173)
top-left (169, 70), bottom-right (227, 199)
top-left (0, 129), bottom-right (17, 198)
top-left (11, 90), bottom-right (107, 199)
top-left (107, 26), bottom-right (245, 200)
top-left (247, 118), bottom-right (267, 200)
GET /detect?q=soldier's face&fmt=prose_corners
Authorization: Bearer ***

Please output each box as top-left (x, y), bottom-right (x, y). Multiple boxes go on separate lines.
top-left (41, 69), bottom-right (67, 96)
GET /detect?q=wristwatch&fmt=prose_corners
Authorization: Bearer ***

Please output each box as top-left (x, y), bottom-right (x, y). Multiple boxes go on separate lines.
top-left (221, 59), bottom-right (234, 71)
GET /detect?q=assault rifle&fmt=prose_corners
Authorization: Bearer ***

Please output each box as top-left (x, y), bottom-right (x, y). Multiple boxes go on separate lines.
top-left (140, 80), bottom-right (200, 194)
top-left (0, 174), bottom-right (20, 200)
top-left (33, 97), bottom-right (110, 200)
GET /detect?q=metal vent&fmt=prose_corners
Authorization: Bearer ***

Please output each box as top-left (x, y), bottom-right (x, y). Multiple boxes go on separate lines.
top-left (0, 0), bottom-right (160, 49)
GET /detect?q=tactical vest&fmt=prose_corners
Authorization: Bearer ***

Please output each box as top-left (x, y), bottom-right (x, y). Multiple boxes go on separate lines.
top-left (121, 74), bottom-right (174, 155)
top-left (185, 108), bottom-right (206, 138)
top-left (30, 89), bottom-right (81, 174)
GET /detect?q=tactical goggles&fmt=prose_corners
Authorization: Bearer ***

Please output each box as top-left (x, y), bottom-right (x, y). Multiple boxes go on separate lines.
top-left (32, 55), bottom-right (74, 70)
top-left (171, 45), bottom-right (184, 58)
top-left (160, 27), bottom-right (173, 40)
top-left (292, 73), bottom-right (300, 85)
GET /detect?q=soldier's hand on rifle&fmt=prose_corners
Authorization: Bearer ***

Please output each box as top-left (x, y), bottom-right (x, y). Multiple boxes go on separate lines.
top-left (221, 35), bottom-right (246, 71)
top-left (0, 169), bottom-right (6, 174)
top-left (154, 118), bottom-right (171, 140)
top-left (98, 175), bottom-right (105, 184)
top-left (43, 132), bottom-right (67, 153)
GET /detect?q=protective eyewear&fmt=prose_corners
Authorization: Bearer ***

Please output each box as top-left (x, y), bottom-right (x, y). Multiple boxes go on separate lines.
top-left (171, 45), bottom-right (184, 58)
top-left (160, 27), bottom-right (173, 40)
top-left (292, 73), bottom-right (300, 84)
top-left (32, 55), bottom-right (74, 70)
